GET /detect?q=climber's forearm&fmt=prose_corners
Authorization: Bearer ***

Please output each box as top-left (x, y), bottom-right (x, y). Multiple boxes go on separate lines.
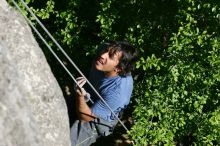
top-left (76, 95), bottom-right (96, 122)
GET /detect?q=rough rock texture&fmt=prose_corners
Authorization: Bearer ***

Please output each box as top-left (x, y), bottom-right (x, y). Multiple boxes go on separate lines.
top-left (0, 1), bottom-right (71, 146)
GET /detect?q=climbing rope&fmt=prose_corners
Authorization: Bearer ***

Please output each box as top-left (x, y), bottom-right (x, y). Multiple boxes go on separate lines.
top-left (12, 0), bottom-right (133, 141)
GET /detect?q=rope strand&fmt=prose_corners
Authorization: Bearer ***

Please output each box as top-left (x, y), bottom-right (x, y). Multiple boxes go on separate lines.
top-left (12, 0), bottom-right (132, 140)
top-left (11, 0), bottom-right (87, 100)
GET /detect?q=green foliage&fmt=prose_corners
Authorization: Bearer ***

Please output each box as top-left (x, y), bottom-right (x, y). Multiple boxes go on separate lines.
top-left (32, 0), bottom-right (55, 19)
top-left (10, 0), bottom-right (220, 145)
top-left (131, 0), bottom-right (220, 145)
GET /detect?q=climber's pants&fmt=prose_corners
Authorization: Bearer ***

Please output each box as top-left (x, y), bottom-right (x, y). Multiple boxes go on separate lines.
top-left (70, 118), bottom-right (117, 146)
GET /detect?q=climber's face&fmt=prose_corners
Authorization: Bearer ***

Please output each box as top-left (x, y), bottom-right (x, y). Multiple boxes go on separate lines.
top-left (95, 48), bottom-right (122, 77)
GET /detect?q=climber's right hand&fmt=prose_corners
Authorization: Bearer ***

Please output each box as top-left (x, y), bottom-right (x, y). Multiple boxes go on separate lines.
top-left (74, 77), bottom-right (86, 90)
top-left (74, 77), bottom-right (92, 103)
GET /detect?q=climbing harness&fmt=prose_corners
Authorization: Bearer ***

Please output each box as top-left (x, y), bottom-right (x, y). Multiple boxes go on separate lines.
top-left (12, 0), bottom-right (134, 144)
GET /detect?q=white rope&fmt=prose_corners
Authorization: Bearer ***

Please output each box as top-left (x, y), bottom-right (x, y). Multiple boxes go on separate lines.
top-left (12, 0), bottom-right (131, 133)
top-left (11, 1), bottom-right (94, 104)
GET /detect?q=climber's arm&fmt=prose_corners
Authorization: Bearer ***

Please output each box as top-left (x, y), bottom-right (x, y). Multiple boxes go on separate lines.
top-left (75, 88), bottom-right (96, 122)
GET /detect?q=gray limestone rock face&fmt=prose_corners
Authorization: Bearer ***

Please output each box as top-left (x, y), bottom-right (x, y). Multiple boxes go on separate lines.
top-left (0, 1), bottom-right (71, 146)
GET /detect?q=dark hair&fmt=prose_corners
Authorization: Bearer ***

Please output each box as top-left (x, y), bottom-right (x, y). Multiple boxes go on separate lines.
top-left (96, 40), bottom-right (138, 76)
